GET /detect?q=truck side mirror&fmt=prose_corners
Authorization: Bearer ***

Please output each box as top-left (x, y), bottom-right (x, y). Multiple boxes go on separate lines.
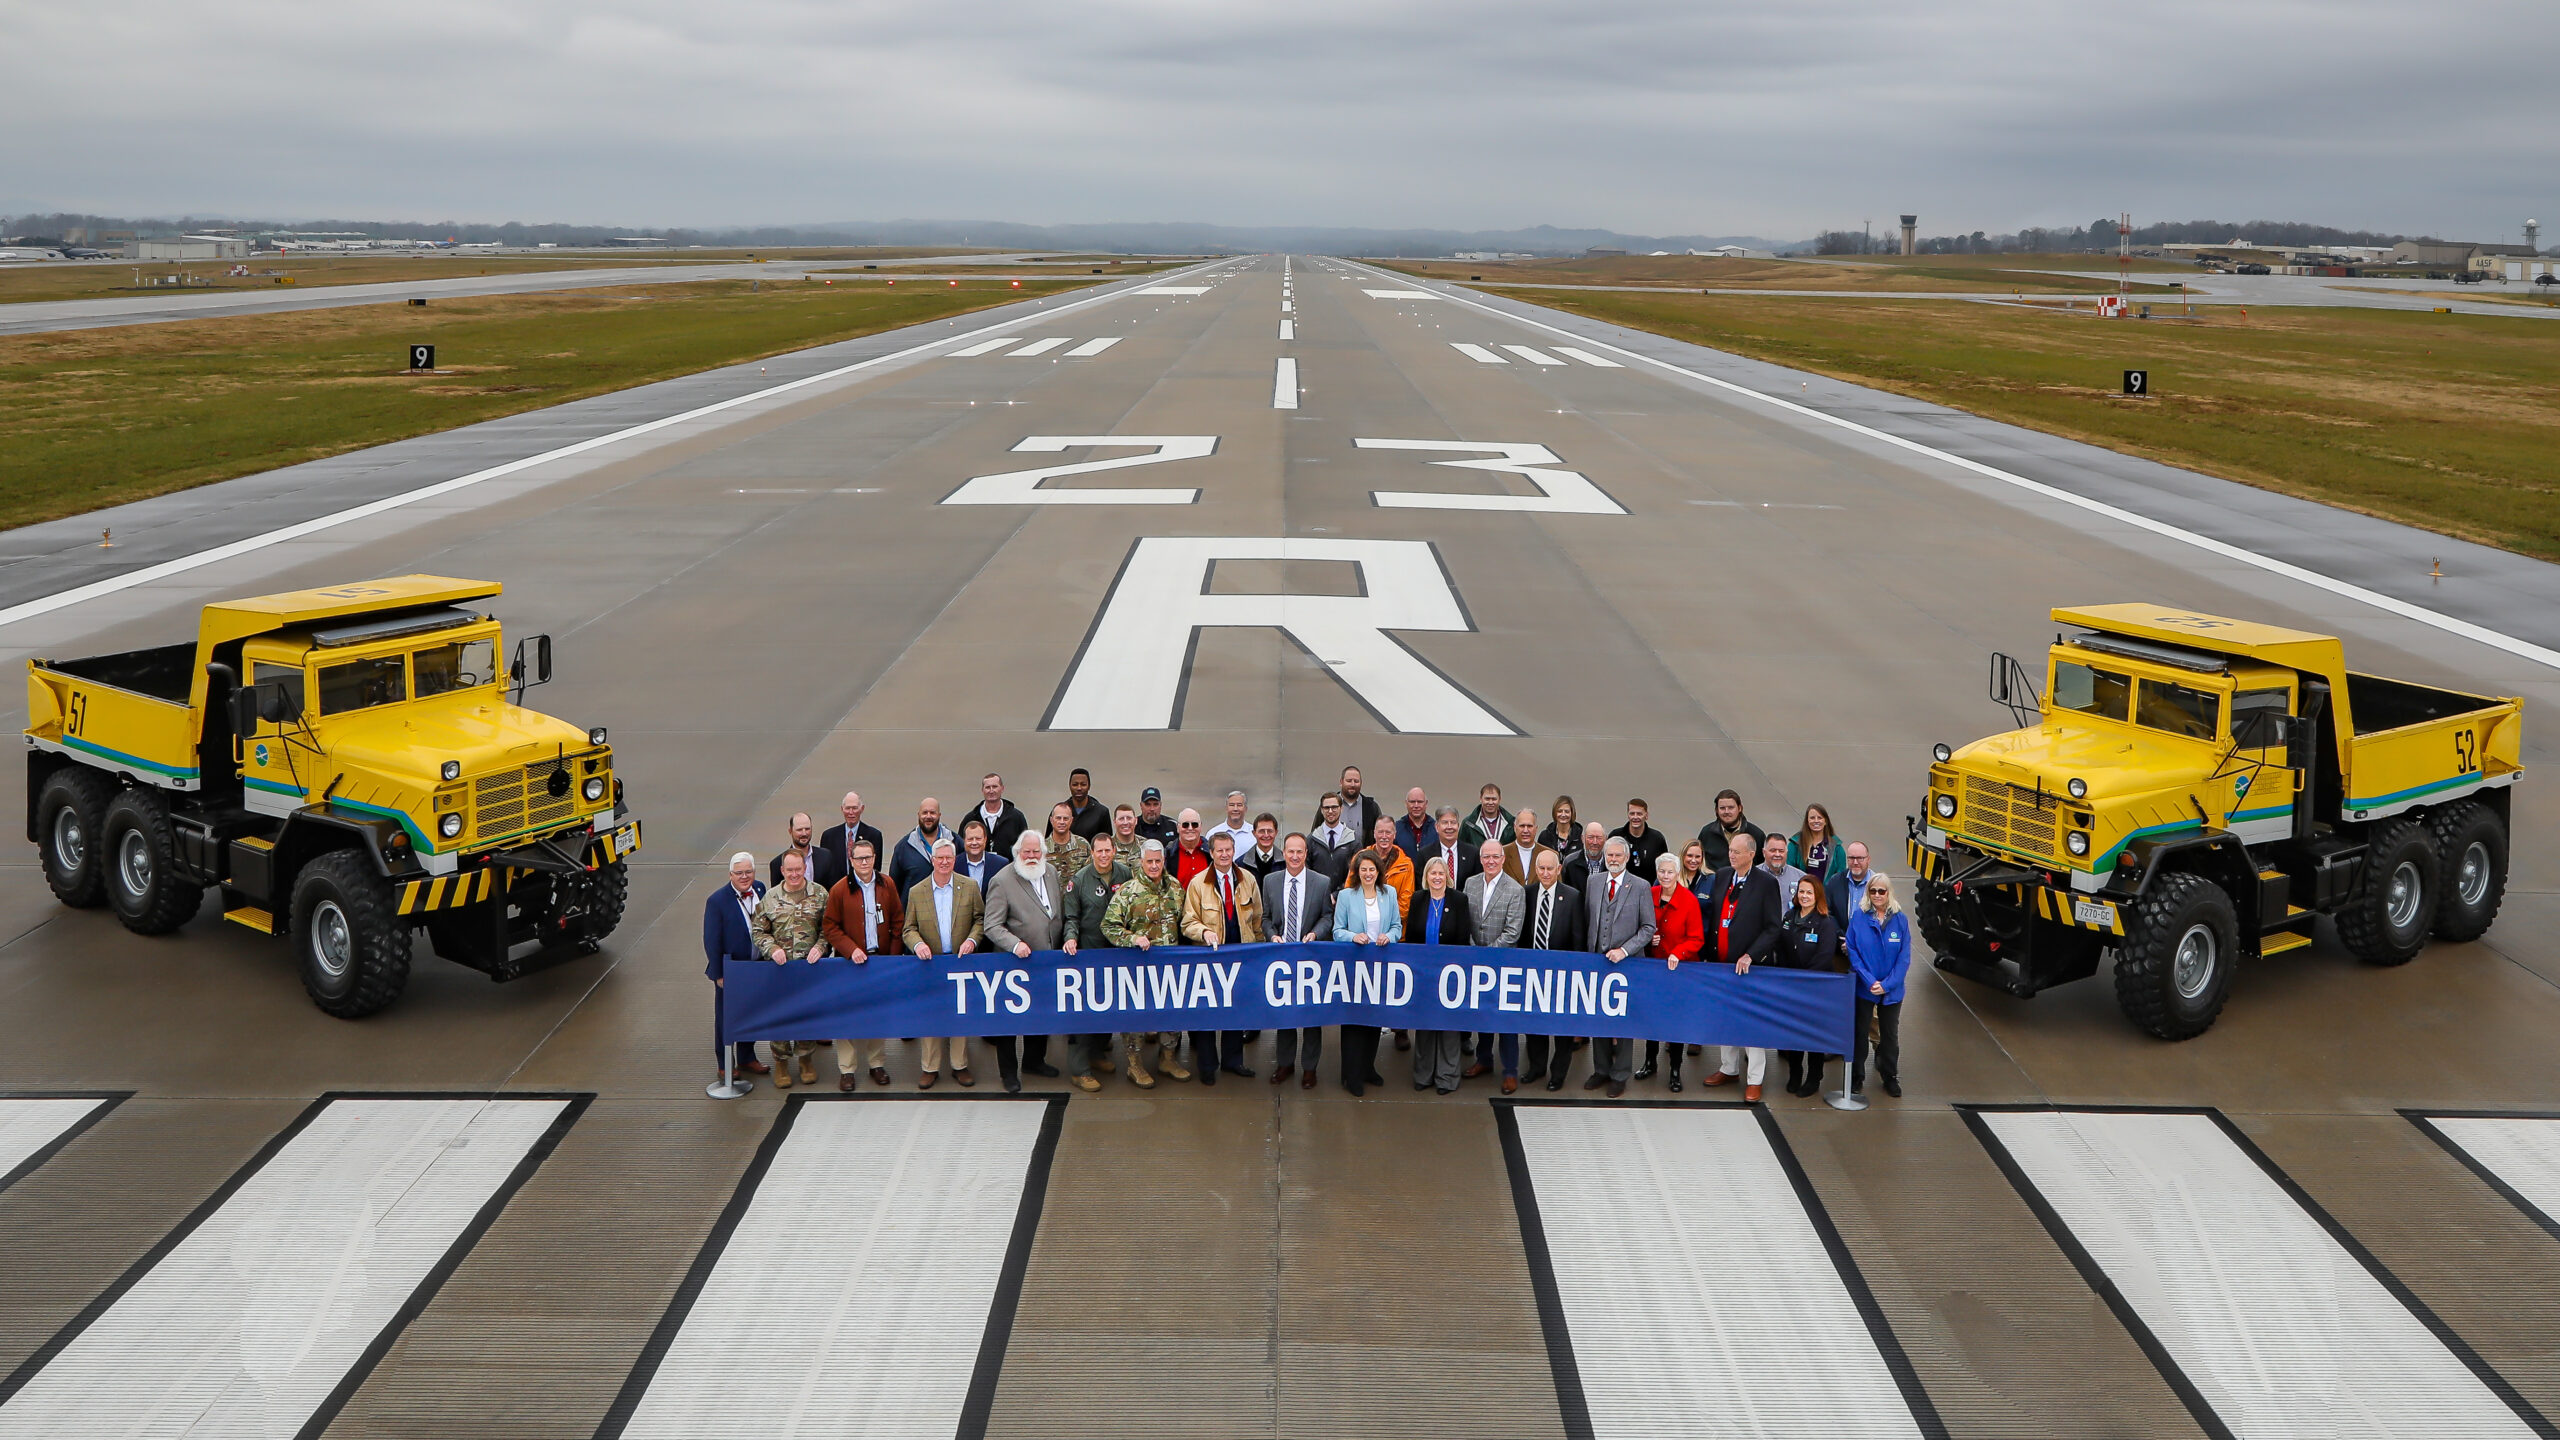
top-left (511, 634), bottom-right (553, 697)
top-left (226, 685), bottom-right (258, 737)
top-left (258, 682), bottom-right (303, 725)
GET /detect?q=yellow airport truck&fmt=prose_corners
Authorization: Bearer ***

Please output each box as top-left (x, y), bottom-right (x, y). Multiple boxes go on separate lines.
top-left (24, 576), bottom-right (642, 1017)
top-left (1910, 605), bottom-right (2520, 1039)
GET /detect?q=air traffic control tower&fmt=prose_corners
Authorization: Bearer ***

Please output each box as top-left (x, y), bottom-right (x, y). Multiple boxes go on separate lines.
top-left (1900, 215), bottom-right (1918, 256)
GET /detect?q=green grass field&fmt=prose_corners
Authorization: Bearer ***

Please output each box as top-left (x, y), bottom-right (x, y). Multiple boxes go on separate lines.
top-left (0, 247), bottom-right (1010, 305)
top-left (1510, 288), bottom-right (2560, 559)
top-left (0, 277), bottom-right (1095, 531)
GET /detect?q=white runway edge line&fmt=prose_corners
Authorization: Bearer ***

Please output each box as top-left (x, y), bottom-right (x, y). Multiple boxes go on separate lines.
top-left (0, 1093), bottom-right (583, 1439)
top-left (1500, 1103), bottom-right (1942, 1440)
top-left (1968, 1107), bottom-right (2551, 1440)
top-left (0, 261), bottom-right (1221, 633)
top-left (1342, 261), bottom-right (2560, 673)
top-left (1274, 357), bottom-right (1299, 410)
top-left (2408, 1112), bottom-right (2560, 1244)
top-left (595, 1097), bottom-right (1064, 1440)
top-left (0, 1094), bottom-right (122, 1194)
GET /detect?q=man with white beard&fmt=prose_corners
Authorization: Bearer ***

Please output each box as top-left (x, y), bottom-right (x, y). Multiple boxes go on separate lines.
top-left (983, 828), bottom-right (1074, 1093)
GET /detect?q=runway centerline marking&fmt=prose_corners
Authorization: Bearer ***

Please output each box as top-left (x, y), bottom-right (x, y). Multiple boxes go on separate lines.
top-left (1340, 259), bottom-right (2560, 672)
top-left (1279, 319), bottom-right (1295, 340)
top-left (1356, 439), bottom-right (1626, 515)
top-left (1274, 357), bottom-right (1299, 410)
top-left (0, 1094), bottom-right (583, 1439)
top-left (1968, 1106), bottom-right (2548, 1439)
top-left (942, 436), bottom-right (1216, 507)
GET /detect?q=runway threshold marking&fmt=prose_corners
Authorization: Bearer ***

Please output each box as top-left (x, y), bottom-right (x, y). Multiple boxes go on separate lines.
top-left (594, 1097), bottom-right (1063, 1440)
top-left (0, 259), bottom-right (1223, 633)
top-left (0, 1094), bottom-right (124, 1195)
top-left (1339, 258), bottom-right (2560, 673)
top-left (1503, 344), bottom-right (1567, 366)
top-left (1552, 346), bottom-right (1623, 368)
top-left (2408, 1112), bottom-right (2560, 1245)
top-left (1008, 337), bottom-right (1073, 357)
top-left (949, 336), bottom-right (1022, 356)
top-left (1499, 1102), bottom-right (1942, 1439)
top-left (1452, 343), bottom-right (1508, 364)
top-left (0, 1093), bottom-right (584, 1438)
top-left (1967, 1107), bottom-right (2549, 1439)
top-left (1274, 357), bottom-right (1299, 410)
top-left (1063, 336), bottom-right (1122, 357)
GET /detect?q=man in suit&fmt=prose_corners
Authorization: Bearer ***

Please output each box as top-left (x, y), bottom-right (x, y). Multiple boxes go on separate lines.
top-left (1061, 767), bottom-right (1112, 841)
top-left (770, 812), bottom-right (843, 891)
top-left (1326, 764), bottom-right (1383, 840)
top-left (902, 839), bottom-right (984, 1088)
top-left (1582, 837), bottom-right (1658, 1098)
top-left (1307, 791), bottom-right (1360, 886)
top-left (955, 816), bottom-right (1006, 892)
top-left (821, 838), bottom-right (902, 1090)
top-left (1505, 808), bottom-right (1556, 884)
top-left (1418, 807), bottom-right (1468, 900)
top-left (817, 791), bottom-right (884, 886)
top-left (1237, 814), bottom-right (1283, 881)
top-left (1459, 783), bottom-right (1509, 856)
top-left (1562, 821), bottom-right (1610, 892)
top-left (1260, 832), bottom-right (1334, 1088)
top-left (889, 797), bottom-right (954, 896)
top-left (1180, 831), bottom-right (1264, 1082)
top-left (968, 772), bottom-right (1029, 860)
top-left (1519, 849), bottom-right (1587, 1091)
top-left (1825, 841), bottom-right (1876, 922)
top-left (983, 830), bottom-right (1070, 1093)
top-left (1698, 832), bottom-right (1786, 1100)
top-left (1464, 839), bottom-right (1527, 1091)
top-left (701, 852), bottom-right (770, 1080)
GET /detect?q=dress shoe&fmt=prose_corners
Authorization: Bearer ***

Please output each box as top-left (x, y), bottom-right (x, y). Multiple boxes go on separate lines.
top-left (1500, 1075), bottom-right (1519, 1095)
top-left (1744, 1084), bottom-right (1763, 1102)
top-left (868, 1067), bottom-right (891, 1087)
top-left (837, 1074), bottom-right (856, 1093)
top-left (1462, 1062), bottom-right (1490, 1079)
top-left (1224, 1065), bottom-right (1254, 1078)
top-left (799, 1061), bottom-right (817, 1086)
top-left (1394, 1030), bottom-right (1411, 1051)
top-left (917, 1072), bottom-right (938, 1090)
top-left (1436, 1085), bottom-right (1459, 1096)
top-left (1072, 1074), bottom-right (1101, 1093)
top-left (740, 1059), bottom-right (772, 1075)
top-left (1027, 1062), bottom-right (1061, 1078)
top-left (1632, 1063), bottom-right (1656, 1082)
top-left (1882, 1076), bottom-right (1902, 1098)
top-left (1413, 1080), bottom-right (1431, 1092)
top-left (1345, 1079), bottom-right (1365, 1097)
top-left (774, 1067), bottom-right (794, 1090)
top-left (1607, 1080), bottom-right (1627, 1099)
top-left (1701, 1071), bottom-right (1737, 1087)
top-left (1685, 1044), bottom-right (1702, 1056)
top-left (1667, 1074), bottom-right (1684, 1094)
top-left (1365, 1071), bottom-right (1386, 1086)
top-left (1199, 1069), bottom-right (1217, 1087)
top-left (1004, 1074), bottom-right (1024, 1093)
top-left (953, 1067), bottom-right (976, 1088)
top-left (1270, 1064), bottom-right (1294, 1085)
top-left (1544, 1076), bottom-right (1566, 1092)
top-left (1582, 1074), bottom-right (1609, 1091)
top-left (1299, 1069), bottom-right (1316, 1090)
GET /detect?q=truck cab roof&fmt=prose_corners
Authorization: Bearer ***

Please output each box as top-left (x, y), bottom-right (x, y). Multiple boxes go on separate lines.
top-left (2051, 605), bottom-right (2344, 676)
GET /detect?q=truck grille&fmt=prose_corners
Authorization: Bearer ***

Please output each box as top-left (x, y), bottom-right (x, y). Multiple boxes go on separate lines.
top-left (1960, 776), bottom-right (2062, 858)
top-left (470, 757), bottom-right (592, 843)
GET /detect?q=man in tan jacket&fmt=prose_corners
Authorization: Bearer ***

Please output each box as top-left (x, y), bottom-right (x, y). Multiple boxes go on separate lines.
top-left (902, 839), bottom-right (983, 1088)
top-left (1180, 831), bottom-right (1265, 1084)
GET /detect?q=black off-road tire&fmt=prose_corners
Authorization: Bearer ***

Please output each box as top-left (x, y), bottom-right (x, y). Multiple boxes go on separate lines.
top-left (1914, 884), bottom-right (1960, 961)
top-left (2427, 803), bottom-right (2508, 943)
top-left (2111, 872), bottom-right (2239, 1041)
top-left (34, 768), bottom-right (115, 909)
top-left (292, 850), bottom-right (411, 1018)
top-left (100, 788), bottom-right (205, 935)
top-left (538, 858), bottom-right (629, 955)
top-left (2336, 819), bottom-right (2438, 966)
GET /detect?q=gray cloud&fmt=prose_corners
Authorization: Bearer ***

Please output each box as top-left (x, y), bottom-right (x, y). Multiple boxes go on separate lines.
top-left (4, 0), bottom-right (2552, 242)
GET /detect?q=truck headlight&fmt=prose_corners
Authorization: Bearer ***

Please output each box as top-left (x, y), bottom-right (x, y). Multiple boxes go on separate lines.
top-left (2067, 776), bottom-right (2088, 800)
top-left (582, 776), bottom-right (607, 802)
top-left (1932, 742), bottom-right (1953, 763)
top-left (441, 760), bottom-right (462, 782)
top-left (1933, 793), bottom-right (1957, 819)
top-left (588, 727), bottom-right (608, 747)
top-left (2067, 830), bottom-right (2090, 856)
top-left (439, 812), bottom-right (465, 838)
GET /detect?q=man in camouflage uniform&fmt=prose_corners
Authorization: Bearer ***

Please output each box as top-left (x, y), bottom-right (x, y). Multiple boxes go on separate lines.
top-left (750, 849), bottom-right (830, 1088)
top-left (1101, 839), bottom-right (1192, 1087)
top-left (1061, 835), bottom-right (1133, 1090)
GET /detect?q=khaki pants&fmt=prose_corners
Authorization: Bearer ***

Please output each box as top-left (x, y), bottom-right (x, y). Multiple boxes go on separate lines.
top-left (920, 1036), bottom-right (971, 1073)
top-left (834, 1039), bottom-right (884, 1072)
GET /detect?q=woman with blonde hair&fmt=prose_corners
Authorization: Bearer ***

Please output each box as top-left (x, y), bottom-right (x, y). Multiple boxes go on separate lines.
top-left (1537, 796), bottom-right (1579, 856)
top-left (1843, 870), bottom-right (1911, 1097)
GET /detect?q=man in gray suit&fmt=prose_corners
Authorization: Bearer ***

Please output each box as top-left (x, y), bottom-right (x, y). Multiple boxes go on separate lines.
top-left (1260, 832), bottom-right (1334, 1089)
top-left (1463, 839), bottom-right (1528, 1091)
top-left (1582, 836), bottom-right (1657, 1098)
top-left (983, 830), bottom-right (1072, 1093)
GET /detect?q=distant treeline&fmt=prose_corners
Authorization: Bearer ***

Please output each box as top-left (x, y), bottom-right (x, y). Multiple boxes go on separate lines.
top-left (1812, 218), bottom-right (2442, 256)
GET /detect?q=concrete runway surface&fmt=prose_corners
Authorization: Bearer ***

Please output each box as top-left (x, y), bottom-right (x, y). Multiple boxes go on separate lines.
top-left (1, 255), bottom-right (2557, 1438)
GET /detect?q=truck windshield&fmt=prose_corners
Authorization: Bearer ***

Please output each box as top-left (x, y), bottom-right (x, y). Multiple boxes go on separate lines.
top-left (2052, 661), bottom-right (2132, 722)
top-left (2137, 679), bottom-right (2223, 740)
top-left (317, 654), bottom-right (407, 715)
top-left (413, 637), bottom-right (496, 698)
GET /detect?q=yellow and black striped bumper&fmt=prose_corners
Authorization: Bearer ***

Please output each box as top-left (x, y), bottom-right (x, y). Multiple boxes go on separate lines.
top-left (1907, 839), bottom-right (1945, 882)
top-left (594, 817), bottom-right (643, 865)
top-left (2032, 887), bottom-right (2125, 935)
top-left (398, 868), bottom-right (503, 916)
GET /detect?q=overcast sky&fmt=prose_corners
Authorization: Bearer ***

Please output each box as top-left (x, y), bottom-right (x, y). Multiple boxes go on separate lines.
top-left (6, 0), bottom-right (2552, 242)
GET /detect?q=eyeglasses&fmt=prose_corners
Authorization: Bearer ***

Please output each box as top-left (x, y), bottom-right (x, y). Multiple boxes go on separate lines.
top-left (1179, 821), bottom-right (1201, 829)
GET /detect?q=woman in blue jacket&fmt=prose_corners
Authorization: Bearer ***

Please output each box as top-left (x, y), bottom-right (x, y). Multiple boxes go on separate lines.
top-left (1843, 871), bottom-right (1912, 1097)
top-left (1331, 851), bottom-right (1400, 1096)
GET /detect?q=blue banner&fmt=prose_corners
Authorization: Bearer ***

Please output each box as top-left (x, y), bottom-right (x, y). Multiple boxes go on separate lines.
top-left (721, 943), bottom-right (1853, 1054)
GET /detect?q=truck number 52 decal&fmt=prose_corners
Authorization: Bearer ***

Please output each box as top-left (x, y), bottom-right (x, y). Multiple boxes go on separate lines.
top-left (2453, 727), bottom-right (2478, 774)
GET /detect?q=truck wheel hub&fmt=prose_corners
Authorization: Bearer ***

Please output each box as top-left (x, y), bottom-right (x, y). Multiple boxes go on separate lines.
top-left (53, 810), bottom-right (85, 869)
top-left (2457, 843), bottom-right (2490, 906)
top-left (310, 900), bottom-right (353, 979)
top-left (2173, 924), bottom-right (2217, 999)
top-left (118, 831), bottom-right (153, 896)
top-left (2385, 860), bottom-right (2423, 931)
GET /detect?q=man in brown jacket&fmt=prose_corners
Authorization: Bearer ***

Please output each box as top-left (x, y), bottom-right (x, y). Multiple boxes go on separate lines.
top-left (1180, 831), bottom-right (1265, 1083)
top-left (823, 838), bottom-right (904, 1090)
top-left (902, 838), bottom-right (984, 1087)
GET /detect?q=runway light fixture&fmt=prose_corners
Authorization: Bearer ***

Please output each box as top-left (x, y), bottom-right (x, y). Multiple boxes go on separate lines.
top-left (2067, 830), bottom-right (2091, 856)
top-left (1932, 742), bottom-right (1953, 763)
top-left (1934, 793), bottom-right (1958, 819)
top-left (2067, 777), bottom-right (2088, 799)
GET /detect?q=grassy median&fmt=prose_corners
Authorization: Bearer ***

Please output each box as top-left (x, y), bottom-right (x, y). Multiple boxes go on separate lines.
top-left (0, 277), bottom-right (1097, 530)
top-left (1515, 288), bottom-right (2560, 559)
top-left (0, 247), bottom-right (1010, 305)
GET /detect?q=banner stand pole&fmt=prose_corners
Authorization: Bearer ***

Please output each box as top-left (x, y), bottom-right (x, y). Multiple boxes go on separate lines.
top-left (1824, 1048), bottom-right (1868, 1112)
top-left (707, 982), bottom-right (754, 1100)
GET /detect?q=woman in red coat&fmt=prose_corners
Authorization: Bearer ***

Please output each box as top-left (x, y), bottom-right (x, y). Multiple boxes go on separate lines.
top-left (1637, 852), bottom-right (1706, 1090)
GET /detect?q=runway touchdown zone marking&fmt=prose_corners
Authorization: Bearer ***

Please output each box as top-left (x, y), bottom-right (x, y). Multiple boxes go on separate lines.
top-left (2410, 1112), bottom-right (2560, 1244)
top-left (1968, 1107), bottom-right (2550, 1439)
top-left (947, 336), bottom-right (1122, 359)
top-left (1448, 342), bottom-right (1618, 368)
top-left (0, 1093), bottom-right (583, 1439)
top-left (596, 1097), bottom-right (1062, 1440)
top-left (0, 1094), bottom-right (123, 1195)
top-left (1500, 1102), bottom-right (1941, 1439)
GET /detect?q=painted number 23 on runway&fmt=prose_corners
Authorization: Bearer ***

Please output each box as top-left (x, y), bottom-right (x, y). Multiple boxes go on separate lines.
top-left (941, 436), bottom-right (1623, 514)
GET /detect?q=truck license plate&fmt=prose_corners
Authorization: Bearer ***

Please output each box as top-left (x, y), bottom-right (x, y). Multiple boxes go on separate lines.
top-left (2073, 900), bottom-right (2112, 928)
top-left (614, 823), bottom-right (638, 852)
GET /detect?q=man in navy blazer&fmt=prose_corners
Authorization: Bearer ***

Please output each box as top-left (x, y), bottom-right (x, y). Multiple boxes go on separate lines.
top-left (702, 851), bottom-right (770, 1077)
top-left (818, 791), bottom-right (885, 886)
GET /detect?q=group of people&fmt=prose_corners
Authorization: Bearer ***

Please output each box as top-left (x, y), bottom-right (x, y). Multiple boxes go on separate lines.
top-left (702, 767), bottom-right (1913, 1103)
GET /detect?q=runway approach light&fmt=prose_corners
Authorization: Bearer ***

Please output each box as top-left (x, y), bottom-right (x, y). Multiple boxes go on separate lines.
top-left (1011, 279), bottom-right (1021, 287)
top-left (950, 279), bottom-right (960, 287)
